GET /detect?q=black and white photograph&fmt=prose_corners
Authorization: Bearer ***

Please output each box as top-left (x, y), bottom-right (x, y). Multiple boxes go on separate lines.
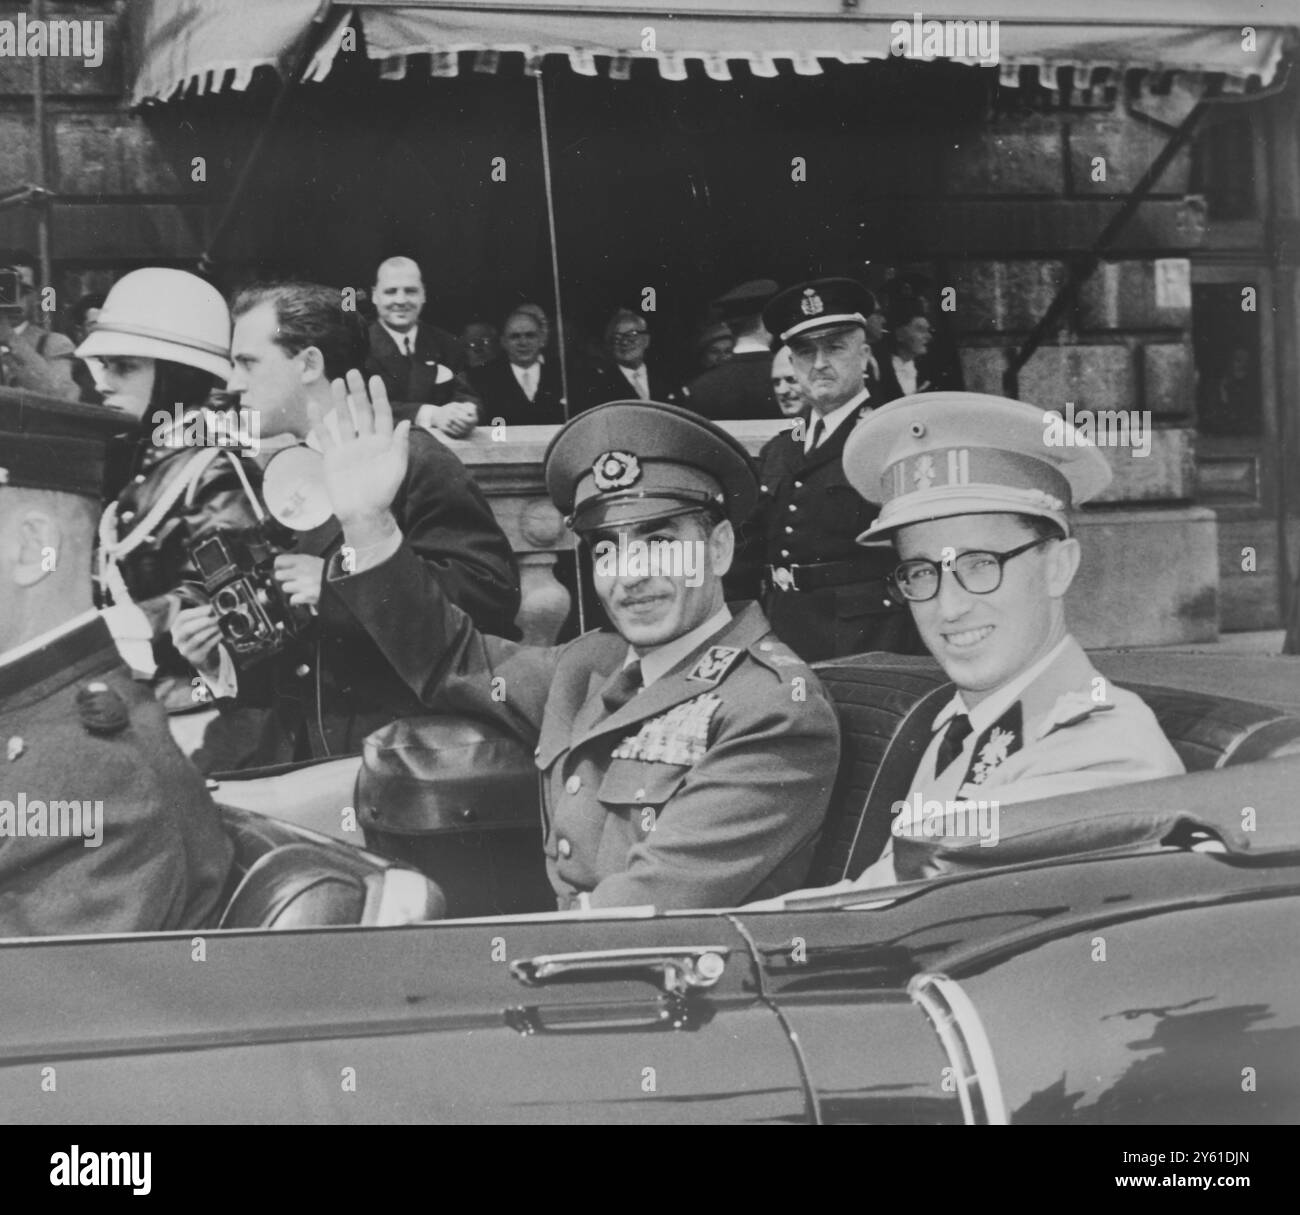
top-left (0, 0), bottom-right (1298, 1160)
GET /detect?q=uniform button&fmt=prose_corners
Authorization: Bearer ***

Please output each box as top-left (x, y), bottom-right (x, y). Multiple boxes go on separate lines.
top-left (784, 526), bottom-right (793, 534)
top-left (760, 484), bottom-right (769, 493)
top-left (781, 549), bottom-right (790, 558)
top-left (295, 663), bottom-right (311, 678)
top-left (133, 474), bottom-right (146, 484)
top-left (787, 504), bottom-right (797, 512)
top-left (557, 837), bottom-right (572, 858)
top-left (794, 480), bottom-right (803, 489)
top-left (565, 774), bottom-right (582, 795)
top-left (121, 511), bottom-right (135, 524)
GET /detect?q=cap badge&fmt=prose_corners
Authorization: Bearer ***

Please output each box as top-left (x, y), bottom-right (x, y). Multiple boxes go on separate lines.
top-left (592, 451), bottom-right (641, 492)
top-left (912, 455), bottom-right (936, 490)
top-left (800, 289), bottom-right (824, 317)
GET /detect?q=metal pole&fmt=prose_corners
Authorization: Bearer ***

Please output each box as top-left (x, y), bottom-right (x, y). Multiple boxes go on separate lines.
top-left (31, 0), bottom-right (51, 315)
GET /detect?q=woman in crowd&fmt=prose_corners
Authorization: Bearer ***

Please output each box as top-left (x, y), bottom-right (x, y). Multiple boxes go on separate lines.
top-left (875, 297), bottom-right (936, 404)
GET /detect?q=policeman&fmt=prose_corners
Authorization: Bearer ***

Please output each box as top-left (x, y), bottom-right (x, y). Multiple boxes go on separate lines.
top-left (315, 376), bottom-right (841, 911)
top-left (730, 277), bottom-right (921, 662)
top-left (0, 396), bottom-right (234, 935)
top-left (769, 392), bottom-right (1185, 902)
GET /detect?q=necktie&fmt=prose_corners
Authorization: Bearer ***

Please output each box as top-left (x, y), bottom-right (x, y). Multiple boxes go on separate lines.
top-left (601, 661), bottom-right (643, 715)
top-left (404, 335), bottom-right (414, 357)
top-left (806, 417), bottom-right (824, 453)
top-left (634, 367), bottom-right (648, 399)
top-left (934, 713), bottom-right (973, 777)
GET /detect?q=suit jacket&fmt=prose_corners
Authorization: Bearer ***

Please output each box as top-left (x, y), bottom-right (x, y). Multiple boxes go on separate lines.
top-left (729, 402), bottom-right (919, 662)
top-left (580, 357), bottom-right (688, 411)
top-left (686, 350), bottom-right (777, 420)
top-left (470, 357), bottom-right (567, 426)
top-left (0, 615), bottom-right (234, 936)
top-left (0, 324), bottom-right (79, 399)
top-left (229, 428), bottom-right (521, 760)
top-left (886, 637), bottom-right (1187, 881)
top-left (330, 542), bottom-right (840, 911)
top-left (365, 321), bottom-right (480, 421)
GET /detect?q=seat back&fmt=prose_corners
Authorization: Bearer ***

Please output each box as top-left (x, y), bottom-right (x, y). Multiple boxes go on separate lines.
top-left (216, 805), bottom-right (444, 929)
top-left (809, 654), bottom-right (1300, 887)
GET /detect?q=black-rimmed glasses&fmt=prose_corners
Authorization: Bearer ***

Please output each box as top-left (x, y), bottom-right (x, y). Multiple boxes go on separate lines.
top-left (890, 537), bottom-right (1053, 602)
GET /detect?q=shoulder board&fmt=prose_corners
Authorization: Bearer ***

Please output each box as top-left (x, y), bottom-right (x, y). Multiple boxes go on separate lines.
top-left (1032, 692), bottom-right (1117, 742)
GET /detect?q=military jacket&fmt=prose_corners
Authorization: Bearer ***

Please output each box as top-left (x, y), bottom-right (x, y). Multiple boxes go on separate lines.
top-left (0, 616), bottom-right (234, 936)
top-left (331, 544), bottom-right (841, 911)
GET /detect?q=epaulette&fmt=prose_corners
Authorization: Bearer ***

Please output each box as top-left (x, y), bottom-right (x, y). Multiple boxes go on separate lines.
top-left (76, 681), bottom-right (130, 736)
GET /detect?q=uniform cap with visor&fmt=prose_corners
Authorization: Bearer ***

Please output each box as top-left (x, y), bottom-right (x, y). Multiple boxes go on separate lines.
top-left (75, 268), bottom-right (232, 382)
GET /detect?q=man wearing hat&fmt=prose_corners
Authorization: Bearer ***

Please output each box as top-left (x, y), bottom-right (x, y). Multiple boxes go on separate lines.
top-left (0, 395), bottom-right (234, 935)
top-left (765, 391), bottom-right (1185, 901)
top-left (313, 373), bottom-right (840, 911)
top-left (0, 256), bottom-right (79, 400)
top-left (687, 279), bottom-right (781, 421)
top-left (729, 277), bottom-right (920, 662)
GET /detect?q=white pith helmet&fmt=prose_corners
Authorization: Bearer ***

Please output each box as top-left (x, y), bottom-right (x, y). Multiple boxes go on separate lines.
top-left (76, 268), bottom-right (232, 381)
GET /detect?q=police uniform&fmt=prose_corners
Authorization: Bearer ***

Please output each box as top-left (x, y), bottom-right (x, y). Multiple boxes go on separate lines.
top-left (730, 278), bottom-right (920, 661)
top-left (0, 402), bottom-right (234, 935)
top-left (841, 392), bottom-right (1186, 887)
top-left (330, 401), bottom-right (841, 911)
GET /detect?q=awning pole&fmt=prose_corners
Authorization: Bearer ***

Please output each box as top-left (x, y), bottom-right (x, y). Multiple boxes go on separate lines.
top-left (1004, 98), bottom-right (1208, 393)
top-left (30, 0), bottom-right (51, 312)
top-left (198, 7), bottom-right (335, 278)
top-left (534, 67), bottom-right (585, 632)
top-left (536, 69), bottom-right (571, 418)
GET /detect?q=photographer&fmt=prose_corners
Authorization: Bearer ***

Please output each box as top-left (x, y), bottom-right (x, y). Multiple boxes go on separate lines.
top-left (172, 282), bottom-right (521, 761)
top-left (0, 258), bottom-right (79, 400)
top-left (79, 267), bottom-right (263, 711)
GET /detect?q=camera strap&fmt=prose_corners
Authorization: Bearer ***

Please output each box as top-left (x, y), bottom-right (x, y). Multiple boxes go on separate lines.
top-left (98, 446), bottom-right (247, 609)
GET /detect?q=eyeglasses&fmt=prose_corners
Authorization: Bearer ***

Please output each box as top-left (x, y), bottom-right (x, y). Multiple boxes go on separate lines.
top-left (611, 329), bottom-right (648, 344)
top-left (890, 537), bottom-right (1052, 602)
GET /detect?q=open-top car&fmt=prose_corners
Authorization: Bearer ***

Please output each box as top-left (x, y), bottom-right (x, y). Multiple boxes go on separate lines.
top-left (2, 652), bottom-right (1298, 1124)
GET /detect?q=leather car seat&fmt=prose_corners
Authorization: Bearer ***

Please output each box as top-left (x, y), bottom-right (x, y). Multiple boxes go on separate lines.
top-left (216, 806), bottom-right (445, 929)
top-left (809, 655), bottom-right (1300, 886)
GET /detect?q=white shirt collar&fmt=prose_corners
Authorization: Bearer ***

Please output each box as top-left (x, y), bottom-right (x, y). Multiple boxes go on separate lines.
top-left (0, 609), bottom-right (98, 669)
top-left (732, 334), bottom-right (768, 355)
top-left (806, 389), bottom-right (869, 451)
top-left (625, 605), bottom-right (733, 688)
top-left (382, 322), bottom-right (418, 352)
top-left (932, 634), bottom-right (1073, 737)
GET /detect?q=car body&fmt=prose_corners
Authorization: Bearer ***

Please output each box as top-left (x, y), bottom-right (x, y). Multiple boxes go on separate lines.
top-left (1, 653), bottom-right (1297, 1124)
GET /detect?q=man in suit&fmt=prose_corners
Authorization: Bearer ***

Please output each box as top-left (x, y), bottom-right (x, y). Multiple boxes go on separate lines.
top-left (0, 397), bottom-right (233, 935)
top-left (310, 386), bottom-right (840, 911)
top-left (583, 309), bottom-right (688, 411)
top-left (471, 307), bottom-right (568, 426)
top-left (364, 256), bottom-right (478, 437)
top-left (687, 279), bottom-right (781, 421)
top-left (759, 392), bottom-right (1185, 904)
top-left (171, 282), bottom-right (520, 761)
top-left (729, 277), bottom-right (921, 662)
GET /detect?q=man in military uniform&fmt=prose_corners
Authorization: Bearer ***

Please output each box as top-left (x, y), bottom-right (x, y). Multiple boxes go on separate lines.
top-left (0, 397), bottom-right (233, 935)
top-left (313, 375), bottom-right (840, 911)
top-left (761, 392), bottom-right (1185, 902)
top-left (730, 277), bottom-right (921, 662)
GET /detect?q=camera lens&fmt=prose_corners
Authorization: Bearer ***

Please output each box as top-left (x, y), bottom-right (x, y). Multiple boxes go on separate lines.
top-left (225, 609), bottom-right (252, 639)
top-left (214, 588), bottom-right (240, 613)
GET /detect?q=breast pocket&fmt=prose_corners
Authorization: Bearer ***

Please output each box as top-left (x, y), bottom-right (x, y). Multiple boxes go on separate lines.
top-left (597, 760), bottom-right (691, 835)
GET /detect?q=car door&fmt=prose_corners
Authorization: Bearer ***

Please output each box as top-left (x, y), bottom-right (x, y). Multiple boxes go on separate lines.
top-left (0, 910), bottom-right (811, 1124)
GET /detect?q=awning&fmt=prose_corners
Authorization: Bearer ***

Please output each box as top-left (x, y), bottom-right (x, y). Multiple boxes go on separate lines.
top-left (132, 0), bottom-right (1297, 105)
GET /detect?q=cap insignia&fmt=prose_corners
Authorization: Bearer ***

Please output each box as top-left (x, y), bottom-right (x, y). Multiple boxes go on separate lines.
top-left (912, 455), bottom-right (936, 490)
top-left (593, 451), bottom-right (641, 492)
top-left (687, 645), bottom-right (742, 683)
top-left (800, 289), bottom-right (824, 317)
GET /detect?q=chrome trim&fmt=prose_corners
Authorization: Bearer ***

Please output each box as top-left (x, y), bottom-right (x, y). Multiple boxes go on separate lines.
top-left (909, 972), bottom-right (1008, 1125)
top-left (510, 945), bottom-right (732, 996)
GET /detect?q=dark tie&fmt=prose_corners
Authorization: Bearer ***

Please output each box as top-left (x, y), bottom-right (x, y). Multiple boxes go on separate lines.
top-left (933, 713), bottom-right (973, 777)
top-left (404, 335), bottom-right (414, 357)
top-left (601, 661), bottom-right (643, 715)
top-left (806, 417), bottom-right (824, 452)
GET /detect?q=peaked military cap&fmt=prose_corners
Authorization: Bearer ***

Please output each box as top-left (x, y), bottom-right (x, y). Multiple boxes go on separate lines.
top-left (0, 388), bottom-right (135, 499)
top-left (762, 276), bottom-right (877, 345)
top-left (843, 391), bottom-right (1113, 541)
top-left (711, 278), bottom-right (778, 320)
top-left (545, 400), bottom-right (758, 533)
